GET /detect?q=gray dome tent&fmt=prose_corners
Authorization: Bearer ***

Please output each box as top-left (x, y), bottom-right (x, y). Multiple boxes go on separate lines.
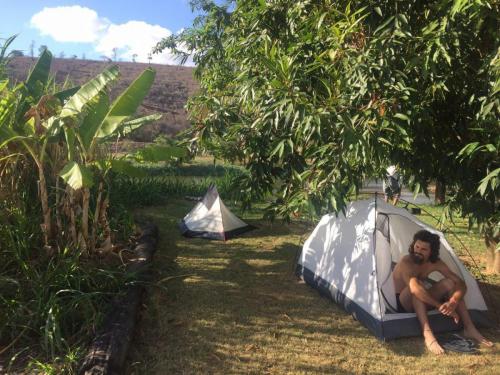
top-left (296, 198), bottom-right (491, 340)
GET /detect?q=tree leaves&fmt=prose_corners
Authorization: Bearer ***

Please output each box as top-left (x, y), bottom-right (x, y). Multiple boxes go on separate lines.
top-left (59, 161), bottom-right (94, 190)
top-left (60, 65), bottom-right (119, 119)
top-left (25, 49), bottom-right (52, 100)
top-left (478, 168), bottom-right (499, 196)
top-left (393, 113), bottom-right (410, 122)
top-left (97, 68), bottom-right (156, 139)
top-left (159, 0), bottom-right (499, 225)
top-left (110, 159), bottom-right (147, 178)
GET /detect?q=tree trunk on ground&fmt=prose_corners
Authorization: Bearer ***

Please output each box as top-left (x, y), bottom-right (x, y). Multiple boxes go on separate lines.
top-left (435, 179), bottom-right (446, 205)
top-left (79, 224), bottom-right (158, 375)
top-left (485, 233), bottom-right (500, 274)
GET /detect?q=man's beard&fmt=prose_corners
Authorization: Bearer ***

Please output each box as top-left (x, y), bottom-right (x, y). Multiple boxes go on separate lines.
top-left (410, 252), bottom-right (425, 265)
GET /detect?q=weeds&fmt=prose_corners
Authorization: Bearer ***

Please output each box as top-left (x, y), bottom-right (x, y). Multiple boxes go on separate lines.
top-left (0, 200), bottom-right (125, 371)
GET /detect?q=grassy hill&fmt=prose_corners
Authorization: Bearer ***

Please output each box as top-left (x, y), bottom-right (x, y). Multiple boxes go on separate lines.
top-left (7, 56), bottom-right (199, 141)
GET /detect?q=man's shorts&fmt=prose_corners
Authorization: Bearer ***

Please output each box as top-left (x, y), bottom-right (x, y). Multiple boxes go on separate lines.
top-left (384, 185), bottom-right (401, 199)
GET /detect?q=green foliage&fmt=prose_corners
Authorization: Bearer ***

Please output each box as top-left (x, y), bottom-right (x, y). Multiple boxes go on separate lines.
top-left (159, 0), bottom-right (499, 233)
top-left (59, 161), bottom-right (94, 189)
top-left (0, 45), bottom-right (182, 252)
top-left (24, 49), bottom-right (52, 100)
top-left (97, 68), bottom-right (156, 138)
top-left (0, 199), bottom-right (124, 371)
top-left (111, 162), bottom-right (247, 207)
top-left (133, 144), bottom-right (187, 163)
top-left (0, 35), bottom-right (18, 80)
top-left (0, 37), bottom-right (174, 369)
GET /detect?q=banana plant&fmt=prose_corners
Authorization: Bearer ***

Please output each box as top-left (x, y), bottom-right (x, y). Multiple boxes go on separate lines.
top-left (2, 45), bottom-right (185, 254)
top-left (0, 34), bottom-right (17, 80)
top-left (1, 49), bottom-right (79, 250)
top-left (56, 65), bottom-right (184, 252)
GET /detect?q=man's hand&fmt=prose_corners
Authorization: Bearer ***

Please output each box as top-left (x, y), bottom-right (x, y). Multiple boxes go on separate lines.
top-left (439, 300), bottom-right (457, 315)
top-left (439, 299), bottom-right (460, 324)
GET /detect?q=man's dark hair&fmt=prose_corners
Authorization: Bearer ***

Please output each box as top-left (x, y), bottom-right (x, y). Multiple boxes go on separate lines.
top-left (409, 230), bottom-right (440, 263)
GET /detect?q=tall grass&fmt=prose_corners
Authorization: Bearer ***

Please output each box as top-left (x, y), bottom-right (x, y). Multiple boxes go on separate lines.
top-left (0, 198), bottom-right (126, 372)
top-left (110, 163), bottom-right (247, 208)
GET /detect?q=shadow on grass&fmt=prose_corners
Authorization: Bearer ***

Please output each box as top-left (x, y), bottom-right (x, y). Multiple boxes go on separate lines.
top-left (479, 281), bottom-right (500, 325)
top-left (126, 200), bottom-right (500, 375)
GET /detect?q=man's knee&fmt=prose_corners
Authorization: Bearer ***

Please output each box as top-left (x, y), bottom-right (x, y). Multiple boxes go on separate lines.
top-left (410, 293), bottom-right (425, 306)
top-left (439, 278), bottom-right (455, 291)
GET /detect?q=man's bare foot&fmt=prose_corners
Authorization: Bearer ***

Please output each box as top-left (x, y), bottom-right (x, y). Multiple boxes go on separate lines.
top-left (463, 327), bottom-right (493, 347)
top-left (450, 311), bottom-right (460, 324)
top-left (424, 331), bottom-right (445, 355)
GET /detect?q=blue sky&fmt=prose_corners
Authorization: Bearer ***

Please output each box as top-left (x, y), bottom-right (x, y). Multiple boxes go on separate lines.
top-left (1, 0), bottom-right (201, 65)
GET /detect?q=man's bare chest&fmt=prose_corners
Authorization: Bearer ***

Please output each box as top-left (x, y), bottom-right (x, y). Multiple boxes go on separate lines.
top-left (412, 263), bottom-right (437, 279)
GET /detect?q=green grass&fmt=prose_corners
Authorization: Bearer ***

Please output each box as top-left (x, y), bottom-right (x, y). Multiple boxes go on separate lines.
top-left (0, 200), bottom-right (128, 373)
top-left (125, 198), bottom-right (500, 375)
top-left (110, 158), bottom-right (246, 208)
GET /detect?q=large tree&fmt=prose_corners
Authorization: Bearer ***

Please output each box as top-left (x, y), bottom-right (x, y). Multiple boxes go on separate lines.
top-left (158, 0), bottom-right (499, 271)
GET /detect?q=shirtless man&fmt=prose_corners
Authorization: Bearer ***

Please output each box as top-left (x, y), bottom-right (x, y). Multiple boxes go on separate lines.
top-left (393, 229), bottom-right (493, 354)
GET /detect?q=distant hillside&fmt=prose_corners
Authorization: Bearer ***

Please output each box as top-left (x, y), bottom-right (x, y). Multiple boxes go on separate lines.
top-left (7, 56), bottom-right (199, 141)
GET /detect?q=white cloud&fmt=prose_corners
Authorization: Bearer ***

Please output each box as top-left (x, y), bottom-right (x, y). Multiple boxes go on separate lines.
top-left (30, 6), bottom-right (109, 43)
top-left (30, 6), bottom-right (195, 66)
top-left (96, 21), bottom-right (174, 64)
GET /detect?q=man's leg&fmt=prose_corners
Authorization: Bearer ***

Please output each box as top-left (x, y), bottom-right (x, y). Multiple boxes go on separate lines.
top-left (429, 278), bottom-right (493, 347)
top-left (398, 286), bottom-right (445, 354)
top-left (392, 191), bottom-right (400, 205)
top-left (456, 300), bottom-right (493, 346)
top-left (412, 294), bottom-right (445, 354)
top-left (428, 278), bottom-right (459, 323)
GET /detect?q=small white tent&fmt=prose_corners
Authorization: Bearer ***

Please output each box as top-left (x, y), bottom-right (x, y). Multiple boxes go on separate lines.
top-left (180, 184), bottom-right (254, 240)
top-left (296, 198), bottom-right (490, 340)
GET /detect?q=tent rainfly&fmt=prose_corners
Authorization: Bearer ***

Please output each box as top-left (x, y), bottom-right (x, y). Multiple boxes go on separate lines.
top-left (179, 184), bottom-right (254, 240)
top-left (296, 198), bottom-right (491, 340)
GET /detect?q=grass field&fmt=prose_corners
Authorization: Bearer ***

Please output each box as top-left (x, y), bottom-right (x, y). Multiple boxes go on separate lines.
top-left (125, 197), bottom-right (499, 375)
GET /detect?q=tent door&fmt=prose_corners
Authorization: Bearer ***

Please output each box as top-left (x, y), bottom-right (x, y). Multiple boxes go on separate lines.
top-left (375, 213), bottom-right (398, 313)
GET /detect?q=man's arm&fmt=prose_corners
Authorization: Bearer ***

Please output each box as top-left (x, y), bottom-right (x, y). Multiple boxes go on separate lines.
top-left (399, 259), bottom-right (441, 308)
top-left (435, 261), bottom-right (467, 315)
top-left (408, 277), bottom-right (441, 309)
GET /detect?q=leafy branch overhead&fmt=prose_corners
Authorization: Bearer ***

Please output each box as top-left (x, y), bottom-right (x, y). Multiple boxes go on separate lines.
top-left (157, 1), bottom-right (499, 269)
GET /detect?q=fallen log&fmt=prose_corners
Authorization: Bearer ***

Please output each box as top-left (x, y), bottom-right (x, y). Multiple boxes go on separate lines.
top-left (79, 223), bottom-right (159, 375)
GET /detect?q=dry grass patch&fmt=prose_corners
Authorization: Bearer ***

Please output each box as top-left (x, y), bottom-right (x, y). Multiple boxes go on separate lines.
top-left (126, 199), bottom-right (499, 375)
